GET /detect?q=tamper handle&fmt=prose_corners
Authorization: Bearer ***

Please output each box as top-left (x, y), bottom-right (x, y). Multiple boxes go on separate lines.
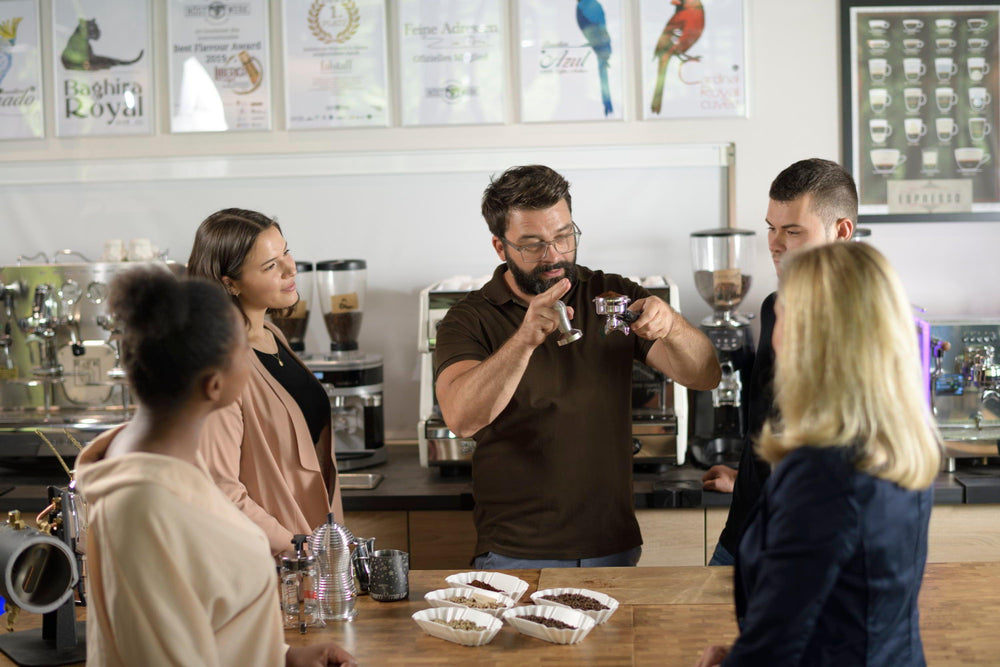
top-left (553, 301), bottom-right (583, 346)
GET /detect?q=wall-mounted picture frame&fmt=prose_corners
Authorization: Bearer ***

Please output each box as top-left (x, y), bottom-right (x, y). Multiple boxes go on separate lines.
top-left (841, 0), bottom-right (1000, 222)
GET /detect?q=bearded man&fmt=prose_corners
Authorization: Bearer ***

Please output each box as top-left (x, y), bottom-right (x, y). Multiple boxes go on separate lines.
top-left (434, 164), bottom-right (720, 568)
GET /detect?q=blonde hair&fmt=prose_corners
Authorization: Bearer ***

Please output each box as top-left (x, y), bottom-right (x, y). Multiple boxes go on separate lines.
top-left (758, 242), bottom-right (941, 489)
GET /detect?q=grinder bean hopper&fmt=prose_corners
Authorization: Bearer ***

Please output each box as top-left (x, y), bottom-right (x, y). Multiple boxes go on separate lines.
top-left (307, 260), bottom-right (387, 470)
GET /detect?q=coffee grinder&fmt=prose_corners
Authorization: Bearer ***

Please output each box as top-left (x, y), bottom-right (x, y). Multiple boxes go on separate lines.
top-left (270, 261), bottom-right (313, 353)
top-left (306, 260), bottom-right (386, 470)
top-left (688, 228), bottom-right (756, 468)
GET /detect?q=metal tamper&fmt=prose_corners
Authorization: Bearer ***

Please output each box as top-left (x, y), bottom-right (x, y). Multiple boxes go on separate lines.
top-left (553, 300), bottom-right (582, 346)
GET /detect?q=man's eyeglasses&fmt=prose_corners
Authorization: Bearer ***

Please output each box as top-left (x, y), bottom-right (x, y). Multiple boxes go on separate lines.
top-left (500, 223), bottom-right (581, 263)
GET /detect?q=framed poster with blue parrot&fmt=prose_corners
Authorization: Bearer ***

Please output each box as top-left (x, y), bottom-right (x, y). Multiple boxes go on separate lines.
top-left (638, 0), bottom-right (747, 119)
top-left (518, 0), bottom-right (624, 122)
top-left (842, 0), bottom-right (1000, 222)
top-left (0, 0), bottom-right (43, 139)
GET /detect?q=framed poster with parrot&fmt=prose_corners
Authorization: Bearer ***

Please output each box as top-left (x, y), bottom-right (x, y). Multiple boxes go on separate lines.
top-left (637, 0), bottom-right (747, 120)
top-left (842, 0), bottom-right (1000, 222)
top-left (518, 0), bottom-right (624, 122)
top-left (0, 0), bottom-right (43, 139)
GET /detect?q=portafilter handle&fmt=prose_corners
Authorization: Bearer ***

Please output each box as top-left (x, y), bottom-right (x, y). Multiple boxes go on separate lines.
top-left (553, 300), bottom-right (582, 346)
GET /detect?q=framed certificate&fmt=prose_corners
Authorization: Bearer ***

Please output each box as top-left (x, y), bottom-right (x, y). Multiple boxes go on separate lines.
top-left (842, 0), bottom-right (1000, 221)
top-left (396, 0), bottom-right (505, 126)
top-left (168, 0), bottom-right (271, 132)
top-left (283, 0), bottom-right (389, 129)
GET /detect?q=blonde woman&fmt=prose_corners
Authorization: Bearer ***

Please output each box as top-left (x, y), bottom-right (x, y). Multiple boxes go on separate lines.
top-left (698, 242), bottom-right (941, 667)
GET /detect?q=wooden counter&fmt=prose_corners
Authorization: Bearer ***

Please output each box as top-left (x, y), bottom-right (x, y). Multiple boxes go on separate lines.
top-left (4, 562), bottom-right (1000, 666)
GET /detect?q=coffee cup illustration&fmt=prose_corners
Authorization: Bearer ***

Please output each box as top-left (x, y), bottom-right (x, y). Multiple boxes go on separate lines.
top-left (904, 87), bottom-right (927, 113)
top-left (870, 88), bottom-right (892, 113)
top-left (969, 117), bottom-right (992, 142)
top-left (935, 57), bottom-right (958, 83)
top-left (968, 18), bottom-right (989, 33)
top-left (869, 19), bottom-right (891, 34)
top-left (968, 57), bottom-right (990, 82)
top-left (867, 39), bottom-right (891, 55)
top-left (969, 87), bottom-right (992, 112)
top-left (903, 38), bottom-right (925, 54)
top-left (904, 118), bottom-right (927, 144)
top-left (935, 87), bottom-right (958, 112)
top-left (871, 148), bottom-right (906, 175)
top-left (870, 118), bottom-right (893, 144)
top-left (954, 147), bottom-right (990, 174)
top-left (935, 38), bottom-right (957, 53)
top-left (969, 38), bottom-right (989, 53)
top-left (935, 117), bottom-right (958, 142)
top-left (936, 18), bottom-right (957, 33)
top-left (903, 18), bottom-right (924, 34)
top-left (921, 148), bottom-right (939, 175)
top-left (904, 57), bottom-right (926, 82)
top-left (869, 58), bottom-right (892, 83)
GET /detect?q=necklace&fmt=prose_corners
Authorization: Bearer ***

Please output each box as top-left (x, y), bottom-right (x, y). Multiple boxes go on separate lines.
top-left (269, 345), bottom-right (283, 367)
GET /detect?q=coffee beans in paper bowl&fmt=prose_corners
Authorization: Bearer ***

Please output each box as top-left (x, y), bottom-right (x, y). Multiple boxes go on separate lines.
top-left (424, 587), bottom-right (515, 618)
top-left (445, 571), bottom-right (529, 602)
top-left (412, 607), bottom-right (502, 647)
top-left (530, 587), bottom-right (620, 624)
top-left (502, 605), bottom-right (596, 645)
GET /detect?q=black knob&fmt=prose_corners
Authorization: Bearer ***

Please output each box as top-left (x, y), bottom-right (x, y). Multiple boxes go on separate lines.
top-left (72, 343), bottom-right (85, 357)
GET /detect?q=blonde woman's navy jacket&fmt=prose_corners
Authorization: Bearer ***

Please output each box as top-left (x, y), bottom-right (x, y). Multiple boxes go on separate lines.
top-left (725, 446), bottom-right (932, 666)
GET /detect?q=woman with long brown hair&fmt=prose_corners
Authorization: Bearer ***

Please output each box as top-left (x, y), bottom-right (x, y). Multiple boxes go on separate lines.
top-left (187, 208), bottom-right (342, 555)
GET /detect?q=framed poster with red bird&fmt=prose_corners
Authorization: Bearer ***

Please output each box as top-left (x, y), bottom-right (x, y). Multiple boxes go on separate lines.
top-left (638, 0), bottom-right (747, 119)
top-left (842, 0), bottom-right (1000, 222)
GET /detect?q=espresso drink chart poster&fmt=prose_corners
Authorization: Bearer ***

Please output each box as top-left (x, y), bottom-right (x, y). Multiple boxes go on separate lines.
top-left (846, 3), bottom-right (1000, 219)
top-left (168, 0), bottom-right (271, 132)
top-left (282, 0), bottom-right (389, 128)
top-left (51, 0), bottom-right (153, 137)
top-left (637, 0), bottom-right (747, 120)
top-left (0, 0), bottom-right (43, 140)
top-left (518, 0), bottom-right (623, 122)
top-left (396, 0), bottom-right (505, 126)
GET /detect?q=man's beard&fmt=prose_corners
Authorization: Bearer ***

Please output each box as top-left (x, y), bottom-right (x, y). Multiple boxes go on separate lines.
top-left (506, 256), bottom-right (577, 295)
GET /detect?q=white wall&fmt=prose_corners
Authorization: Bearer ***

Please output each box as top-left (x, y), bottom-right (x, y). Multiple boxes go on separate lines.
top-left (2, 0), bottom-right (998, 438)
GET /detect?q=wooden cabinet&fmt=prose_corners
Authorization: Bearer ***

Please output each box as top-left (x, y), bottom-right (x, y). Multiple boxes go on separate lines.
top-left (635, 509), bottom-right (705, 567)
top-left (348, 504), bottom-right (1000, 570)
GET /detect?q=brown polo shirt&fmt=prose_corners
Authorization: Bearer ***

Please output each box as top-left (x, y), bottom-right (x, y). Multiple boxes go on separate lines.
top-left (434, 264), bottom-right (654, 560)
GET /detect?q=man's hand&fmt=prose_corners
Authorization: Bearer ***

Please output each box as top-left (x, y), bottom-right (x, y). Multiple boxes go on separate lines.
top-left (286, 643), bottom-right (357, 667)
top-left (628, 295), bottom-right (676, 341)
top-left (511, 278), bottom-right (573, 348)
top-left (702, 465), bottom-right (738, 493)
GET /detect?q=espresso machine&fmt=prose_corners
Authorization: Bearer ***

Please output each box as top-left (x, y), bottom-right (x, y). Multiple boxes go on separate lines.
top-left (926, 318), bottom-right (1000, 470)
top-left (688, 228), bottom-right (756, 468)
top-left (305, 260), bottom-right (386, 471)
top-left (417, 275), bottom-right (688, 472)
top-left (0, 255), bottom-right (184, 462)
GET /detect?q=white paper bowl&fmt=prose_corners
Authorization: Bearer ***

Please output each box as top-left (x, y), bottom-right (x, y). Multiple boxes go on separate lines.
top-left (424, 587), bottom-right (515, 618)
top-left (502, 604), bottom-right (596, 645)
top-left (530, 587), bottom-right (620, 624)
top-left (412, 607), bottom-right (502, 647)
top-left (445, 571), bottom-right (530, 603)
